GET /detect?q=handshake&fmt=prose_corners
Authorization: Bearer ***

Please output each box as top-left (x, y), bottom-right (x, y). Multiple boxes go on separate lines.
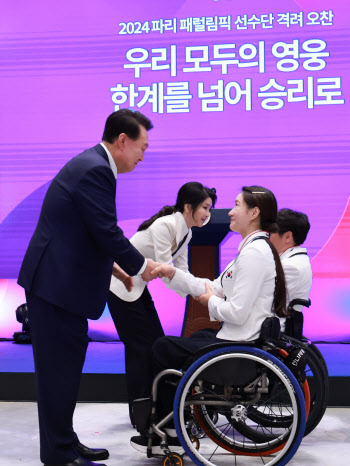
top-left (112, 259), bottom-right (214, 306)
top-left (141, 259), bottom-right (176, 282)
top-left (111, 259), bottom-right (177, 293)
top-left (142, 259), bottom-right (214, 307)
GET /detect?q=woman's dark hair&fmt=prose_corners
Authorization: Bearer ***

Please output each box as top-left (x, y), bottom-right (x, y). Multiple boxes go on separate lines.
top-left (242, 186), bottom-right (278, 233)
top-left (242, 186), bottom-right (287, 317)
top-left (137, 182), bottom-right (217, 231)
top-left (264, 237), bottom-right (288, 318)
top-left (102, 109), bottom-right (153, 143)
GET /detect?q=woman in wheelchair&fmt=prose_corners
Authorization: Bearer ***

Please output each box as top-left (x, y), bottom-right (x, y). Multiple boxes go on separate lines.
top-left (130, 186), bottom-right (300, 461)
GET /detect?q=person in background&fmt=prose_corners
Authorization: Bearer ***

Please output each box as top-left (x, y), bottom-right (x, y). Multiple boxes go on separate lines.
top-left (17, 109), bottom-right (157, 466)
top-left (108, 182), bottom-right (217, 425)
top-left (270, 208), bottom-right (312, 335)
top-left (130, 185), bottom-right (287, 455)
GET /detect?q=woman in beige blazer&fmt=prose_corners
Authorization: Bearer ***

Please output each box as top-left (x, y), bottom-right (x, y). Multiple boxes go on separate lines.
top-left (108, 182), bottom-right (216, 423)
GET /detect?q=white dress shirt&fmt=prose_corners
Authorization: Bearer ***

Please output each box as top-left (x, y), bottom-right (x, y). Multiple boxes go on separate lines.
top-left (100, 142), bottom-right (118, 179)
top-left (167, 230), bottom-right (276, 341)
top-left (100, 142), bottom-right (147, 275)
top-left (279, 246), bottom-right (312, 331)
top-left (110, 211), bottom-right (192, 300)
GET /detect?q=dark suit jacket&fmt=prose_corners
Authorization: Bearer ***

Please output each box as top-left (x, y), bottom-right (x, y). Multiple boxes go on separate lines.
top-left (18, 144), bottom-right (144, 319)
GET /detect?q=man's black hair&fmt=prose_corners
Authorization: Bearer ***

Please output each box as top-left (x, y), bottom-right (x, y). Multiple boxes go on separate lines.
top-left (102, 109), bottom-right (153, 143)
top-left (277, 208), bottom-right (310, 245)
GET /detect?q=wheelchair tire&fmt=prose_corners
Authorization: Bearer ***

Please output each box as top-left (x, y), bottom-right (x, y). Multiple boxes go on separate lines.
top-left (240, 343), bottom-right (327, 438)
top-left (278, 337), bottom-right (329, 436)
top-left (307, 341), bottom-right (329, 376)
top-left (173, 346), bottom-right (306, 466)
top-left (295, 344), bottom-right (328, 436)
top-left (282, 333), bottom-right (329, 377)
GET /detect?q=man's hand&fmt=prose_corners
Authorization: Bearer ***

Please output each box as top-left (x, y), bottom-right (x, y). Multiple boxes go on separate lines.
top-left (121, 275), bottom-right (134, 292)
top-left (151, 264), bottom-right (176, 279)
top-left (196, 282), bottom-right (215, 307)
top-left (112, 262), bottom-right (134, 292)
top-left (141, 258), bottom-right (159, 282)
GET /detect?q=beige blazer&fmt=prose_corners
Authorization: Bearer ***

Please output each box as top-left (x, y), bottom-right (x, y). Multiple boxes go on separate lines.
top-left (110, 211), bottom-right (192, 301)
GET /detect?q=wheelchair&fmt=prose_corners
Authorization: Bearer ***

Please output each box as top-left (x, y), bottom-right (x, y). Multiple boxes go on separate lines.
top-left (132, 297), bottom-right (329, 466)
top-left (133, 320), bottom-right (308, 466)
top-left (278, 298), bottom-right (329, 437)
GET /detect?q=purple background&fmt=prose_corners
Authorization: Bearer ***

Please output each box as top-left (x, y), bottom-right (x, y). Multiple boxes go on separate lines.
top-left (0, 0), bottom-right (349, 342)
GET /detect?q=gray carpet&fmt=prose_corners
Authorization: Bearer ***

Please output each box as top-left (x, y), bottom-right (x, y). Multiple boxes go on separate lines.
top-left (1, 402), bottom-right (349, 465)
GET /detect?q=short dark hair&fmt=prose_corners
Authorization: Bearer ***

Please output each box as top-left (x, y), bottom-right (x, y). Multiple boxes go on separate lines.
top-left (242, 186), bottom-right (278, 233)
top-left (102, 109), bottom-right (153, 143)
top-left (276, 208), bottom-right (310, 245)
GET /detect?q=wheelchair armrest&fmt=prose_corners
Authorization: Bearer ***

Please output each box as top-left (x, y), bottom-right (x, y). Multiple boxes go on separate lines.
top-left (287, 298), bottom-right (311, 314)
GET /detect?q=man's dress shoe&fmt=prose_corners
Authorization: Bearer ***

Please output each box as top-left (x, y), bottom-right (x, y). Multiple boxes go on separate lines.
top-left (44, 456), bottom-right (107, 466)
top-left (75, 442), bottom-right (109, 461)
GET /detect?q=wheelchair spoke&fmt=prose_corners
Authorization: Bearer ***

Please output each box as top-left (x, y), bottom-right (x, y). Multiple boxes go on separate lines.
top-left (174, 347), bottom-right (306, 465)
top-left (208, 422), bottom-right (232, 462)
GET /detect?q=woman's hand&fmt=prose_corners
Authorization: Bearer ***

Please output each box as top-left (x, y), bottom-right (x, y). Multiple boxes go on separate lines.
top-left (196, 282), bottom-right (215, 307)
top-left (151, 264), bottom-right (176, 279)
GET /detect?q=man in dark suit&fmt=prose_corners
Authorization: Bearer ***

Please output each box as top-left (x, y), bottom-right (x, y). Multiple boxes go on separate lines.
top-left (18, 109), bottom-right (157, 466)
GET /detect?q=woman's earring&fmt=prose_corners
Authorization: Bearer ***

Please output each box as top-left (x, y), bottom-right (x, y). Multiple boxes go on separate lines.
top-left (202, 212), bottom-right (211, 226)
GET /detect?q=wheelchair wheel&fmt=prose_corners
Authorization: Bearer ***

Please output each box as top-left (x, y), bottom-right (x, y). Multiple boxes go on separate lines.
top-left (193, 350), bottom-right (306, 454)
top-left (242, 343), bottom-right (327, 438)
top-left (278, 337), bottom-right (329, 436)
top-left (294, 343), bottom-right (328, 436)
top-left (173, 346), bottom-right (306, 465)
top-left (281, 333), bottom-right (329, 377)
top-left (163, 453), bottom-right (184, 466)
top-left (307, 341), bottom-right (329, 376)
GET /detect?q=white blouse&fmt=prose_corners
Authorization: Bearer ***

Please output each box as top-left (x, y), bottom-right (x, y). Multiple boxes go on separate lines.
top-left (167, 231), bottom-right (277, 341)
top-left (279, 246), bottom-right (312, 331)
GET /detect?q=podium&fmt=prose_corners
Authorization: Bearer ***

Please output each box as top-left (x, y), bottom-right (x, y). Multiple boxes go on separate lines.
top-left (181, 209), bottom-right (231, 337)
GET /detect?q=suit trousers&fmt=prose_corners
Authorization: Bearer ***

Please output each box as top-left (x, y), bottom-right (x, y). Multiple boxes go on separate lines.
top-left (108, 287), bottom-right (165, 403)
top-left (26, 291), bottom-right (89, 464)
